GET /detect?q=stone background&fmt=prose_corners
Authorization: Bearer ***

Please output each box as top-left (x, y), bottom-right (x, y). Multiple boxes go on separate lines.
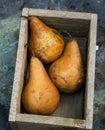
top-left (0, 0), bottom-right (105, 130)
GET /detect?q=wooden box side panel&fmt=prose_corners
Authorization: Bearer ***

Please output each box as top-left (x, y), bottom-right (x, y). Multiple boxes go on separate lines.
top-left (16, 114), bottom-right (85, 130)
top-left (84, 14), bottom-right (97, 130)
top-left (29, 8), bottom-right (92, 20)
top-left (28, 8), bottom-right (91, 37)
top-left (16, 122), bottom-right (84, 130)
top-left (9, 8), bottom-right (28, 129)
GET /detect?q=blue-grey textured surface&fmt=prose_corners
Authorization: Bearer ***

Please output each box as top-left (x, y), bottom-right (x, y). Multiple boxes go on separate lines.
top-left (0, 0), bottom-right (105, 130)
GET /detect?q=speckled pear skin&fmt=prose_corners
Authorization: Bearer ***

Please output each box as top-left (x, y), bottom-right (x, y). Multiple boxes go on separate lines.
top-left (22, 57), bottom-right (60, 115)
top-left (49, 40), bottom-right (85, 93)
top-left (28, 17), bottom-right (64, 63)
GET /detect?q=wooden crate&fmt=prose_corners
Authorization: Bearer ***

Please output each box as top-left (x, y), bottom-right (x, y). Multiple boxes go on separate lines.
top-left (9, 8), bottom-right (97, 130)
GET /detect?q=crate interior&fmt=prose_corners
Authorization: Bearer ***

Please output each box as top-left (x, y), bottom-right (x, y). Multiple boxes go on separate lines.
top-left (21, 16), bottom-right (90, 120)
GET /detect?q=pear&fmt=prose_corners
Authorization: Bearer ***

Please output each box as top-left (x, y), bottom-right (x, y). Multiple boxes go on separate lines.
top-left (22, 57), bottom-right (60, 115)
top-left (49, 40), bottom-right (85, 93)
top-left (28, 16), bottom-right (64, 63)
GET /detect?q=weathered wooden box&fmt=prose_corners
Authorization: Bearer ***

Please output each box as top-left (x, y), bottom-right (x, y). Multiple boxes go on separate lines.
top-left (9, 8), bottom-right (97, 130)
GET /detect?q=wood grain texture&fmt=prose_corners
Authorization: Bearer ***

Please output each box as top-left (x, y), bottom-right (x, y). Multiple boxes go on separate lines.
top-left (84, 14), bottom-right (97, 130)
top-left (9, 8), bottom-right (28, 130)
top-left (28, 8), bottom-right (90, 37)
top-left (29, 8), bottom-right (92, 20)
top-left (16, 114), bottom-right (86, 130)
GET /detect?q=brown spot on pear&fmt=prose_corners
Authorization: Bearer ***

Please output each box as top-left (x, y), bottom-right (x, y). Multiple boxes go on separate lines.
top-left (28, 17), bottom-right (64, 63)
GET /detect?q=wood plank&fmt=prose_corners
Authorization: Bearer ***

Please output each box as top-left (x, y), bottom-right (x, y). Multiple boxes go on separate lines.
top-left (16, 121), bottom-right (82, 130)
top-left (16, 114), bottom-right (86, 129)
top-left (29, 8), bottom-right (92, 20)
top-left (34, 17), bottom-right (90, 28)
top-left (28, 8), bottom-right (91, 36)
top-left (9, 7), bottom-right (28, 130)
top-left (43, 23), bottom-right (89, 30)
top-left (52, 89), bottom-right (84, 119)
top-left (59, 30), bottom-right (88, 37)
top-left (84, 14), bottom-right (97, 130)
top-left (42, 24), bottom-right (89, 35)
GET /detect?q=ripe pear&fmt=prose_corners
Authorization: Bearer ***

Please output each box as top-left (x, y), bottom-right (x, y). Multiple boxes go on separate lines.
top-left (28, 16), bottom-right (64, 63)
top-left (49, 40), bottom-right (85, 93)
top-left (22, 57), bottom-right (60, 115)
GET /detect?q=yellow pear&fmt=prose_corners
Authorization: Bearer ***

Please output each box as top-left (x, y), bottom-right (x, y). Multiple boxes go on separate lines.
top-left (28, 16), bottom-right (64, 63)
top-left (22, 57), bottom-right (60, 115)
top-left (49, 40), bottom-right (85, 93)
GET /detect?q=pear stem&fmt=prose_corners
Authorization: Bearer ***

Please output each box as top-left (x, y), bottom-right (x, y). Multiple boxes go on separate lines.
top-left (60, 30), bottom-right (73, 41)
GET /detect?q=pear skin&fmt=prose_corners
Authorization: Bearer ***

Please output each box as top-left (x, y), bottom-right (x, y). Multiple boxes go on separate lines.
top-left (49, 40), bottom-right (85, 93)
top-left (28, 17), bottom-right (64, 63)
top-left (22, 57), bottom-right (60, 115)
